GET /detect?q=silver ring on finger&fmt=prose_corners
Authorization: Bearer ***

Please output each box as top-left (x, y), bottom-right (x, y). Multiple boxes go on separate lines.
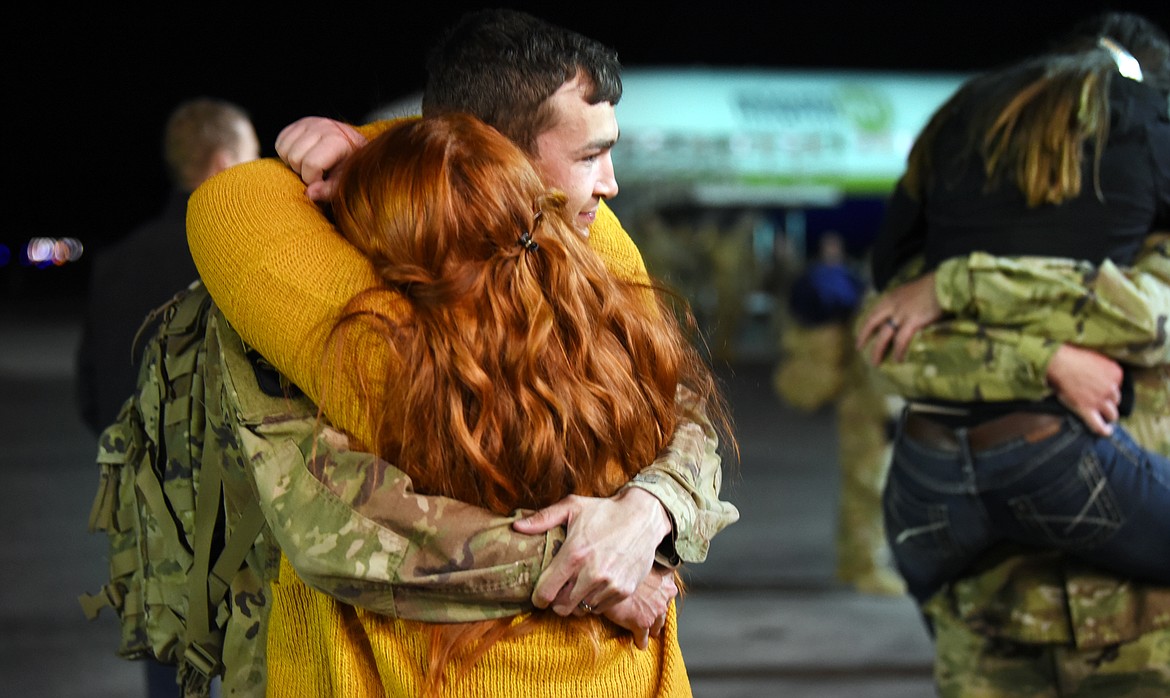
top-left (578, 600), bottom-right (595, 613)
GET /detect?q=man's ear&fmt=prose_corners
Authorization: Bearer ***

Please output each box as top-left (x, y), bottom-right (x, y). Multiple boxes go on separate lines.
top-left (208, 148), bottom-right (235, 176)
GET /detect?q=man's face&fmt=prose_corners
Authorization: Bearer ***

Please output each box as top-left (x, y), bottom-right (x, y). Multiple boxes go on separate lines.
top-left (533, 75), bottom-right (619, 232)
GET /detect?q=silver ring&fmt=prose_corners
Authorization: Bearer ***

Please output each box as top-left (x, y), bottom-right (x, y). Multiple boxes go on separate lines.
top-left (578, 600), bottom-right (595, 613)
top-left (885, 318), bottom-right (900, 330)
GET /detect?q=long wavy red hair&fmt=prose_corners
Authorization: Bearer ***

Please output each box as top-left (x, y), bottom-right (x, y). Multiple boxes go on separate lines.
top-left (324, 114), bottom-right (727, 693)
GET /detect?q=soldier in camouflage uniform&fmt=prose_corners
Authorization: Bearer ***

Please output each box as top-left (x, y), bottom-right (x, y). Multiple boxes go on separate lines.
top-left (851, 11), bottom-right (1170, 695)
top-left (180, 10), bottom-right (739, 694)
top-left (775, 321), bottom-right (905, 595)
top-left (860, 239), bottom-right (1170, 697)
top-left (194, 112), bottom-right (736, 693)
top-left (774, 232), bottom-right (904, 595)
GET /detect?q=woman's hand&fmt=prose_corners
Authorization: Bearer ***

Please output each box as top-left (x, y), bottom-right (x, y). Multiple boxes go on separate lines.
top-left (1046, 344), bottom-right (1123, 436)
top-left (275, 117), bottom-right (368, 201)
top-left (855, 271), bottom-right (942, 365)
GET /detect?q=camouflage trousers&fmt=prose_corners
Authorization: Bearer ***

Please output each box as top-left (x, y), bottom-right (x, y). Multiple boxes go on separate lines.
top-left (932, 599), bottom-right (1170, 697)
top-left (834, 361), bottom-right (904, 596)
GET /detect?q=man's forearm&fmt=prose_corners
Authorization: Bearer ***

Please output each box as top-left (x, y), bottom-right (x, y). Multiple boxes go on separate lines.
top-left (250, 424), bottom-right (560, 621)
top-left (936, 238), bottom-right (1170, 365)
top-left (214, 311), bottom-right (559, 621)
top-left (873, 320), bottom-right (1057, 402)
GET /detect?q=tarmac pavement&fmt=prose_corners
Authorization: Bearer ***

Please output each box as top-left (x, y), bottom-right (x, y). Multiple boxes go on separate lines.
top-left (0, 300), bottom-right (936, 697)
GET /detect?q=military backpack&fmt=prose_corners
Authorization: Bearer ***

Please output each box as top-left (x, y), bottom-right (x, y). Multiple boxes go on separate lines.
top-left (79, 281), bottom-right (268, 697)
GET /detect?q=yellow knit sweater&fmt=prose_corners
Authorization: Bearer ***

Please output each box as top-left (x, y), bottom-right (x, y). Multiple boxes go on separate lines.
top-left (187, 144), bottom-right (691, 697)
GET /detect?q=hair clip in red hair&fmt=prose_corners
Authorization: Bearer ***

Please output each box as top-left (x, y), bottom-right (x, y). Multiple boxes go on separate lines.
top-left (518, 210), bottom-right (542, 252)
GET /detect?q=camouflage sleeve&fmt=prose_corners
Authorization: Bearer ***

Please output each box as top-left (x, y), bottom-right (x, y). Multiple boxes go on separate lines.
top-left (213, 312), bottom-right (560, 621)
top-left (596, 205), bottom-right (739, 566)
top-left (867, 236), bottom-right (1170, 402)
top-left (249, 424), bottom-right (561, 621)
top-left (857, 258), bottom-right (1058, 401)
top-left (873, 318), bottom-right (1058, 402)
top-left (621, 385), bottom-right (740, 566)
top-left (934, 234), bottom-right (1170, 366)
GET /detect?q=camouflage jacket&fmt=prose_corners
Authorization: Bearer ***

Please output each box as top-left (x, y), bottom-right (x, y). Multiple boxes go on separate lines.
top-left (871, 234), bottom-right (1170, 404)
top-left (208, 296), bottom-right (734, 614)
top-left (208, 309), bottom-right (575, 624)
top-left (863, 235), bottom-right (1170, 648)
top-left (205, 304), bottom-right (570, 695)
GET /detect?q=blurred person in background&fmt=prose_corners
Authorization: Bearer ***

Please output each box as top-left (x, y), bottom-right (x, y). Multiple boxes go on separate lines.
top-left (76, 96), bottom-right (258, 433)
top-left (74, 96), bottom-right (259, 696)
top-left (774, 231), bottom-right (904, 595)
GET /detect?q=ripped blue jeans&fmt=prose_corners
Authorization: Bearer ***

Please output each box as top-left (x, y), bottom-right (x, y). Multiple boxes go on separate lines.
top-left (883, 411), bottom-right (1170, 605)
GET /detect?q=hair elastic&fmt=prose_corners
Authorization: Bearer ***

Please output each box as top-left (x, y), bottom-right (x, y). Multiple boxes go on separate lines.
top-left (518, 210), bottom-right (542, 252)
top-left (1098, 37), bottom-right (1144, 82)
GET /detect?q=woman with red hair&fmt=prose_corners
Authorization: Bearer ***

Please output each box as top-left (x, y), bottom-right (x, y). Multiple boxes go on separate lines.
top-left (250, 112), bottom-right (729, 696)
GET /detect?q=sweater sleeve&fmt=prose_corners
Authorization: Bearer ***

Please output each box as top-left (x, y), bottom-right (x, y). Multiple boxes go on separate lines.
top-left (186, 156), bottom-right (401, 449)
top-left (588, 201), bottom-right (651, 283)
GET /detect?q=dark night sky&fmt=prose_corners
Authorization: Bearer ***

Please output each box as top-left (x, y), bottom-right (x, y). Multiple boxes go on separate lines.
top-left (7, 0), bottom-right (1170, 297)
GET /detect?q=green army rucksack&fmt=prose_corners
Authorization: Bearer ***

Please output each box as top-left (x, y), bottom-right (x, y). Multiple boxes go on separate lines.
top-left (78, 281), bottom-right (270, 697)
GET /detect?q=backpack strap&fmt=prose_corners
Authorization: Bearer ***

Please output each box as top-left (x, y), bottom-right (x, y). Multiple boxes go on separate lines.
top-left (180, 301), bottom-right (271, 691)
top-left (182, 447), bottom-right (266, 685)
top-left (79, 409), bottom-right (139, 620)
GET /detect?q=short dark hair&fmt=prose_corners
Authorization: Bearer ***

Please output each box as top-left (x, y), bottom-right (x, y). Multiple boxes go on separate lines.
top-left (420, 8), bottom-right (623, 154)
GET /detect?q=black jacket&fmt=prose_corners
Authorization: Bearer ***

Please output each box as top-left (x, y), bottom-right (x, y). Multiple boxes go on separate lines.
top-left (76, 190), bottom-right (200, 433)
top-left (872, 75), bottom-right (1170, 290)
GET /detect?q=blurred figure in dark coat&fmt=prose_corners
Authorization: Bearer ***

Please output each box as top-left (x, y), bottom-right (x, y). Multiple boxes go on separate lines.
top-left (76, 97), bottom-right (258, 433)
